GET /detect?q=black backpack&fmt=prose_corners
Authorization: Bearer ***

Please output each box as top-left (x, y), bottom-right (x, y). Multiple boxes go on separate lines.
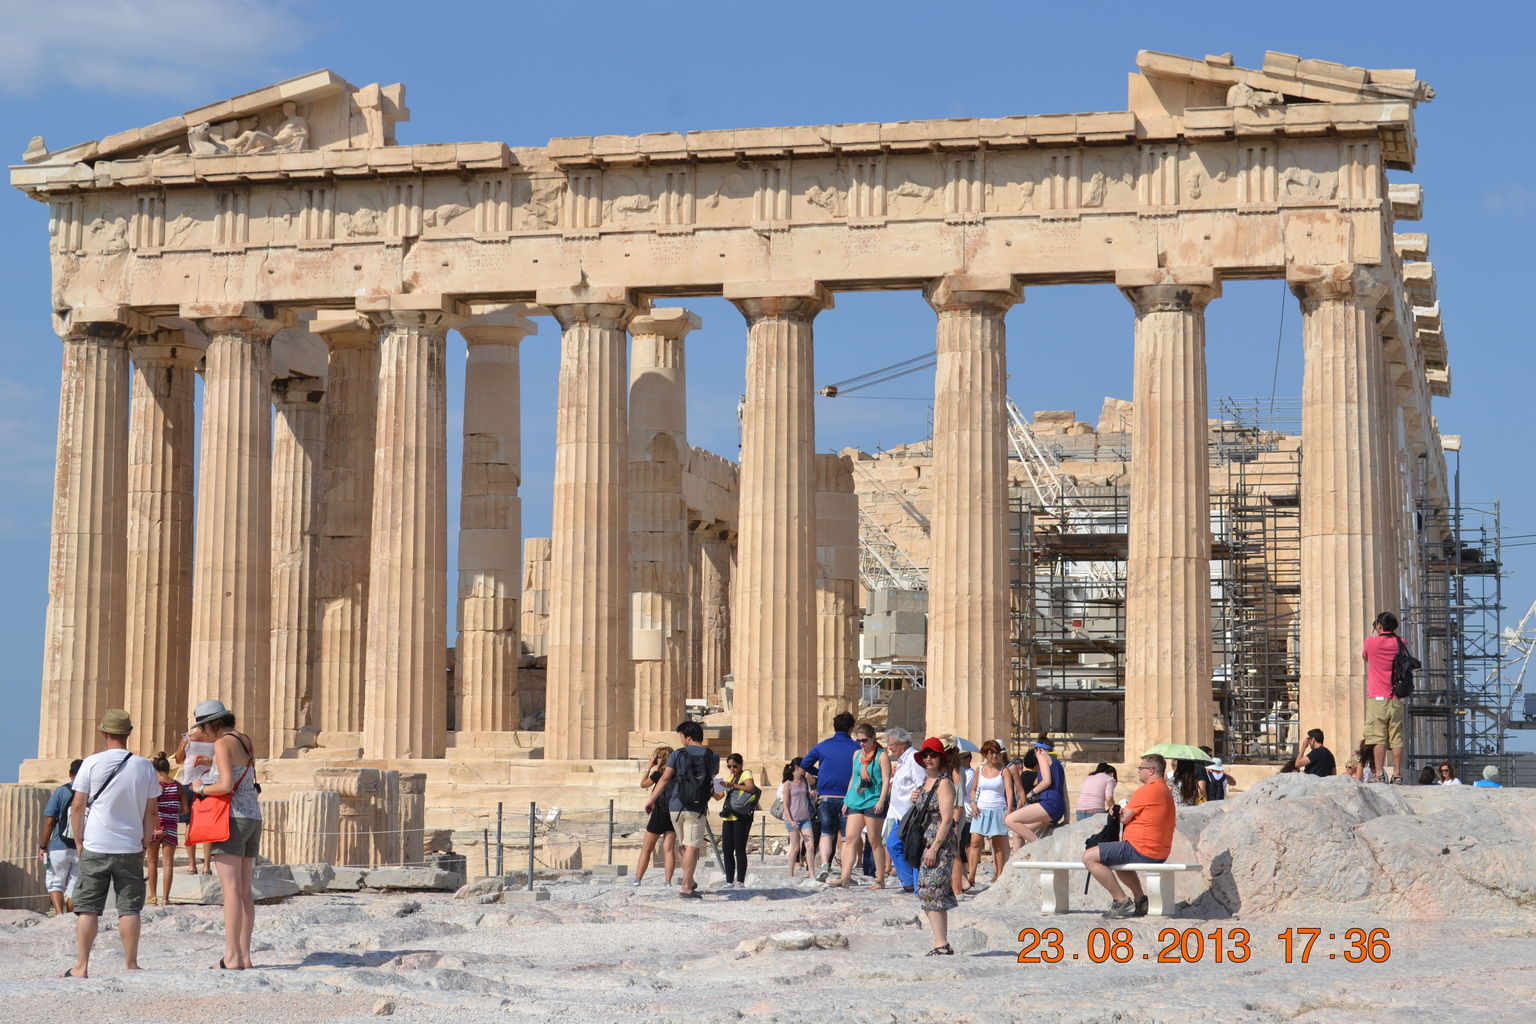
top-left (1391, 635), bottom-right (1421, 699)
top-left (1205, 772), bottom-right (1228, 801)
top-left (675, 750), bottom-right (713, 813)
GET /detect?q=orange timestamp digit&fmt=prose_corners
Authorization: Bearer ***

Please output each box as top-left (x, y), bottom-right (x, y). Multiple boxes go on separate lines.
top-left (1278, 928), bottom-right (1391, 963)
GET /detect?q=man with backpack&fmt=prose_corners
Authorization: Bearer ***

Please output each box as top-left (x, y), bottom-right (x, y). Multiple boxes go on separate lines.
top-left (1362, 611), bottom-right (1409, 783)
top-left (65, 709), bottom-right (160, 979)
top-left (644, 720), bottom-right (719, 899)
top-left (38, 758), bottom-right (84, 916)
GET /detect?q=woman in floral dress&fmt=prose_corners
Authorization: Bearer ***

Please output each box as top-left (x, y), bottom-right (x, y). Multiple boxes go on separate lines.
top-left (911, 737), bottom-right (959, 955)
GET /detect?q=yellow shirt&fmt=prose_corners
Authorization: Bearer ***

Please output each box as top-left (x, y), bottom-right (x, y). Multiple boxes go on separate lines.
top-left (720, 769), bottom-right (755, 821)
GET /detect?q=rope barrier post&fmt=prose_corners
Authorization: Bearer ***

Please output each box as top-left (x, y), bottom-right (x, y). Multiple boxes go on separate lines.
top-left (527, 802), bottom-right (536, 891)
top-left (483, 828), bottom-right (490, 878)
top-left (760, 813), bottom-right (766, 862)
top-left (496, 802), bottom-right (504, 877)
top-left (607, 799), bottom-right (614, 866)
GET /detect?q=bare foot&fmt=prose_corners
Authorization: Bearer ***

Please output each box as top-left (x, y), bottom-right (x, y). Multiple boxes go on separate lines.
top-left (63, 966), bottom-right (87, 979)
top-left (125, 964), bottom-right (142, 971)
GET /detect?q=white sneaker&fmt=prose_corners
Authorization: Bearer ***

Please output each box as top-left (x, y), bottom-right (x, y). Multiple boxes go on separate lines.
top-left (631, 878), bottom-right (643, 887)
top-left (661, 879), bottom-right (674, 888)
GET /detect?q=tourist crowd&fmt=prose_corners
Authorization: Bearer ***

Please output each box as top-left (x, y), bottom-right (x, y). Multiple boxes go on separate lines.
top-left (37, 700), bottom-right (262, 977)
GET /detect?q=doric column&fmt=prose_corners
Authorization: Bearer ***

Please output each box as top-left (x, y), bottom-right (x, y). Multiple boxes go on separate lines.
top-left (696, 527), bottom-right (733, 705)
top-left (1293, 264), bottom-right (1392, 755)
top-left (123, 331), bottom-right (198, 756)
top-left (0, 785), bottom-right (52, 911)
top-left (815, 453), bottom-right (860, 720)
top-left (628, 308), bottom-right (699, 734)
top-left (536, 287), bottom-right (639, 760)
top-left (285, 789), bottom-right (341, 865)
top-left (1371, 313), bottom-right (1404, 614)
top-left (314, 767), bottom-right (380, 867)
top-left (1118, 270), bottom-right (1221, 759)
top-left (923, 276), bottom-right (1020, 746)
top-left (310, 315), bottom-right (378, 746)
top-left (685, 527), bottom-right (704, 702)
top-left (400, 772), bottom-right (426, 865)
top-left (456, 309), bottom-right (535, 738)
top-left (259, 796), bottom-right (289, 866)
top-left (184, 302), bottom-right (292, 758)
top-left (726, 283), bottom-right (830, 764)
top-left (520, 538), bottom-right (551, 661)
top-left (270, 373), bottom-right (326, 757)
top-left (39, 308), bottom-right (143, 760)
top-left (357, 295), bottom-right (465, 760)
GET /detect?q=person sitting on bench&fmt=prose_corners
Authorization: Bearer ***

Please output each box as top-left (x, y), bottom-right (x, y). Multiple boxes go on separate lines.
top-left (1082, 753), bottom-right (1175, 919)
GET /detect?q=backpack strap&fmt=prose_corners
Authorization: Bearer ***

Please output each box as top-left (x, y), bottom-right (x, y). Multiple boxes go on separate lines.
top-left (87, 752), bottom-right (134, 809)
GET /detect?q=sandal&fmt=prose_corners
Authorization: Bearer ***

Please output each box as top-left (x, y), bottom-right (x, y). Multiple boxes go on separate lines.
top-left (925, 944), bottom-right (954, 956)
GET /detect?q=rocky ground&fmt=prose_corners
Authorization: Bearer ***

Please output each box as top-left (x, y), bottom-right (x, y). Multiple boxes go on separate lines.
top-left (1, 776), bottom-right (1532, 1024)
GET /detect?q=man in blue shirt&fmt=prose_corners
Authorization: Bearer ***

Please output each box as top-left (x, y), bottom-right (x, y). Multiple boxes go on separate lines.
top-left (801, 712), bottom-right (858, 882)
top-left (37, 759), bottom-right (84, 916)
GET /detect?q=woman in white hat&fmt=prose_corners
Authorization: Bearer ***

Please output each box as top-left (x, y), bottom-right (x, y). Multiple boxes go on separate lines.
top-left (188, 699), bottom-right (261, 970)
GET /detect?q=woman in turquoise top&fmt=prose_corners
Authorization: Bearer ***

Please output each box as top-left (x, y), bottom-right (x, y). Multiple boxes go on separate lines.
top-left (829, 722), bottom-right (893, 889)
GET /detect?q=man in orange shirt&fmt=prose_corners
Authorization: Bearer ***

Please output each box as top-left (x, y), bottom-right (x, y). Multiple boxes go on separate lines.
top-left (1082, 753), bottom-right (1175, 919)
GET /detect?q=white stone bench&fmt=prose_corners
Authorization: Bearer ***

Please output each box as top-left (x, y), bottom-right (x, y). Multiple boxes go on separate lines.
top-left (1008, 860), bottom-right (1200, 916)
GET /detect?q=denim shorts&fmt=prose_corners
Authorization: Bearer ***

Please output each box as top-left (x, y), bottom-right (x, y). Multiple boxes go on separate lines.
top-left (785, 819), bottom-right (813, 834)
top-left (1095, 839), bottom-right (1161, 868)
top-left (815, 796), bottom-right (844, 838)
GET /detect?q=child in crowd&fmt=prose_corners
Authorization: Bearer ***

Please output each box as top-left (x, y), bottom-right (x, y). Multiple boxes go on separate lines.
top-left (147, 752), bottom-right (181, 906)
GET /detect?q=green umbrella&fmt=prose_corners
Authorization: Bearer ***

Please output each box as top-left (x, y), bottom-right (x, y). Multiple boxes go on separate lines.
top-left (1142, 743), bottom-right (1213, 763)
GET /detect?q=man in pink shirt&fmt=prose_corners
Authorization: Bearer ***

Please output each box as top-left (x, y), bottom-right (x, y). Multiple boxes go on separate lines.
top-left (1362, 612), bottom-right (1406, 783)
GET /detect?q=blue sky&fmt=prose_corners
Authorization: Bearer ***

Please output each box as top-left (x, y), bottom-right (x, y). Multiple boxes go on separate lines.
top-left (1, 1), bottom-right (1531, 776)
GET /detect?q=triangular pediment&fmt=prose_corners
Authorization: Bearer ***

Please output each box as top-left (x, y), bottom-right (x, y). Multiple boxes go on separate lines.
top-left (21, 70), bottom-right (410, 167)
top-left (1136, 49), bottom-right (1434, 109)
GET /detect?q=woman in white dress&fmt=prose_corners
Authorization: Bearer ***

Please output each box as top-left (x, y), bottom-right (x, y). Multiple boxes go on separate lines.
top-left (174, 723), bottom-right (216, 874)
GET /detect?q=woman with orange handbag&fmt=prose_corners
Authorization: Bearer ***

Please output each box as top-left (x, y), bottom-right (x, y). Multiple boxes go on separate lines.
top-left (187, 699), bottom-right (261, 970)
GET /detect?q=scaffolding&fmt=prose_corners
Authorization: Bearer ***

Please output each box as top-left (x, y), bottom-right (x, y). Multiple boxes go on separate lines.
top-left (1211, 399), bottom-right (1302, 762)
top-left (1008, 487), bottom-right (1128, 754)
top-left (1405, 486), bottom-right (1508, 773)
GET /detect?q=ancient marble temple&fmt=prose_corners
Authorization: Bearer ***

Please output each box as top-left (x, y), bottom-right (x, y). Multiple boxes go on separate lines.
top-left (10, 51), bottom-right (1449, 790)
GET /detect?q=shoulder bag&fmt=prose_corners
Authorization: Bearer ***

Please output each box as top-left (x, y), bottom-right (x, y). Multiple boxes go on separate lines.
top-left (187, 738), bottom-right (253, 846)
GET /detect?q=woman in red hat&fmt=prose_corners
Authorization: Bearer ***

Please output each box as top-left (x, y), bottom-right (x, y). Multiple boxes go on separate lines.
top-left (910, 737), bottom-right (959, 955)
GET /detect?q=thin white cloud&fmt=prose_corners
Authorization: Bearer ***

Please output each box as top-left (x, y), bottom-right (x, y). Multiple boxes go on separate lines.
top-left (1481, 181), bottom-right (1536, 217)
top-left (0, 0), bottom-right (312, 97)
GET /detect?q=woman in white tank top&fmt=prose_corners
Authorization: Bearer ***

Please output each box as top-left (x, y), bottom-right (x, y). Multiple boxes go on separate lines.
top-left (174, 725), bottom-right (216, 875)
top-left (965, 740), bottom-right (1019, 887)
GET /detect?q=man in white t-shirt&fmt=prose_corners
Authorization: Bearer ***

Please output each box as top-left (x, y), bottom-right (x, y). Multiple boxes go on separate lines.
top-left (880, 728), bottom-right (924, 893)
top-left (64, 709), bottom-right (159, 979)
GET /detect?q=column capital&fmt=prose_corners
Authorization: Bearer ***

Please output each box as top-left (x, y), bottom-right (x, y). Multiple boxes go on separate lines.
top-left (461, 305), bottom-right (539, 347)
top-left (311, 313), bottom-right (376, 350)
top-left (630, 307), bottom-right (702, 340)
top-left (1287, 263), bottom-right (1391, 310)
top-left (357, 293), bottom-right (468, 332)
top-left (537, 286), bottom-right (641, 331)
top-left (272, 373), bottom-right (325, 407)
top-left (725, 281), bottom-right (832, 322)
top-left (181, 302), bottom-right (294, 339)
top-left (56, 305), bottom-right (156, 342)
top-left (924, 274), bottom-right (1022, 314)
top-left (1116, 268), bottom-right (1221, 314)
top-left (130, 329), bottom-right (204, 367)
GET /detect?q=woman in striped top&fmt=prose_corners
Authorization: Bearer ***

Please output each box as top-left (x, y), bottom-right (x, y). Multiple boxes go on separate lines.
top-left (147, 752), bottom-right (182, 906)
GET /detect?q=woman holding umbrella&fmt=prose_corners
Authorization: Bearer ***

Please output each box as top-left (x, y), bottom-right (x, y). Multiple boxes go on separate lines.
top-left (1004, 734), bottom-right (1067, 844)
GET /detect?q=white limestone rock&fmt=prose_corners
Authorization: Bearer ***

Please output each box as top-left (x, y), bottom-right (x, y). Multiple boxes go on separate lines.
top-left (168, 871), bottom-right (301, 905)
top-left (365, 867), bottom-right (461, 891)
top-left (327, 867), bottom-right (366, 891)
top-left (288, 863), bottom-right (335, 893)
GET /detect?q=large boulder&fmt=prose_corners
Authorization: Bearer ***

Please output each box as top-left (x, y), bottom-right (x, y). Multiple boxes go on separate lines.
top-left (169, 871), bottom-right (301, 905)
top-left (364, 866), bottom-right (462, 891)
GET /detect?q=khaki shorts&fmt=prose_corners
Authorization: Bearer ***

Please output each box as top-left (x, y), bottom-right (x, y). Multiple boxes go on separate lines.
top-left (674, 810), bottom-right (706, 849)
top-left (72, 850), bottom-right (146, 916)
top-left (209, 815), bottom-right (261, 859)
top-left (1364, 698), bottom-right (1405, 749)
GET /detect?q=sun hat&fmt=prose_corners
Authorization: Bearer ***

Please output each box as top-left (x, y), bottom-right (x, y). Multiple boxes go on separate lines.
top-left (98, 709), bottom-right (133, 736)
top-left (1483, 765), bottom-right (1499, 781)
top-left (192, 699), bottom-right (230, 726)
top-left (916, 737), bottom-right (946, 760)
top-left (1209, 758), bottom-right (1225, 771)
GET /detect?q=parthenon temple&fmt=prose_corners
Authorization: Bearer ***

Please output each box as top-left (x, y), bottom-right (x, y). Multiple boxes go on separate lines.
top-left (10, 50), bottom-right (1452, 824)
